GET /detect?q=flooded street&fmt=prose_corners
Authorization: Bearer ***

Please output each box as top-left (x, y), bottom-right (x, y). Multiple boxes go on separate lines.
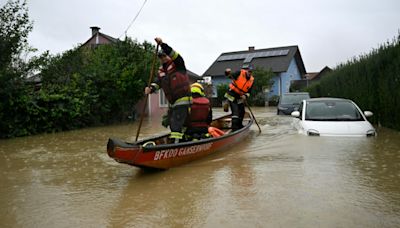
top-left (1, 107), bottom-right (400, 227)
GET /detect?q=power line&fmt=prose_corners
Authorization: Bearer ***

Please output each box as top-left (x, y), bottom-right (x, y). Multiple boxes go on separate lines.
top-left (119, 0), bottom-right (148, 39)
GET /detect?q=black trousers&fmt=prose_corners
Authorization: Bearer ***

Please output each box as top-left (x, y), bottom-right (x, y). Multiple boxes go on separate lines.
top-left (185, 126), bottom-right (209, 141)
top-left (229, 100), bottom-right (245, 131)
top-left (169, 105), bottom-right (189, 140)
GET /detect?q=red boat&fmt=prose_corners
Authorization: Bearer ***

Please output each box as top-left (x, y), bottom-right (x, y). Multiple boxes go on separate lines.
top-left (107, 113), bottom-right (253, 169)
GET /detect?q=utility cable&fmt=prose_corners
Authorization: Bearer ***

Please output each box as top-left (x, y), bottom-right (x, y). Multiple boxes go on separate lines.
top-left (119, 0), bottom-right (148, 39)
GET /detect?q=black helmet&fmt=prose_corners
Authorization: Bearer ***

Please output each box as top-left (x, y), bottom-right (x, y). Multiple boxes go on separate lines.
top-left (242, 64), bottom-right (254, 71)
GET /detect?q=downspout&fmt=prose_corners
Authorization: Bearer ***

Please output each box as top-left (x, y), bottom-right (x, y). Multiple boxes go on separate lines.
top-left (148, 94), bottom-right (151, 117)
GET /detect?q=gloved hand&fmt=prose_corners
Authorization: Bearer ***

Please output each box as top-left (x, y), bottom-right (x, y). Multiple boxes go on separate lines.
top-left (144, 87), bottom-right (152, 95)
top-left (155, 37), bottom-right (163, 45)
top-left (222, 100), bottom-right (229, 112)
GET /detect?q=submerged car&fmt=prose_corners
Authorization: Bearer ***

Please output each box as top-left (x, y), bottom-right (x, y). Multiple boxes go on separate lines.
top-left (277, 92), bottom-right (310, 115)
top-left (291, 98), bottom-right (376, 137)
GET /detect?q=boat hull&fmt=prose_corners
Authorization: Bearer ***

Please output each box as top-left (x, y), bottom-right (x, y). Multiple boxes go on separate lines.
top-left (107, 114), bottom-right (252, 169)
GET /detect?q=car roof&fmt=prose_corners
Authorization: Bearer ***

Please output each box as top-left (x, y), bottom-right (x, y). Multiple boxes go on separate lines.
top-left (305, 97), bottom-right (352, 102)
top-left (282, 92), bottom-right (310, 95)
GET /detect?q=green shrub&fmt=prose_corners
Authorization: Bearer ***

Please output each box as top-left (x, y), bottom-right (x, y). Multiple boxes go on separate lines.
top-left (216, 83), bottom-right (229, 106)
top-left (0, 1), bottom-right (155, 138)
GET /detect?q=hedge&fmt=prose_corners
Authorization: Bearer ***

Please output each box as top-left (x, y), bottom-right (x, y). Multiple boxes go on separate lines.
top-left (306, 34), bottom-right (400, 130)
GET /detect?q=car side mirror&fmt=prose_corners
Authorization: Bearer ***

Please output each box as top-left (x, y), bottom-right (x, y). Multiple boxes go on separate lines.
top-left (364, 111), bottom-right (373, 117)
top-left (291, 111), bottom-right (300, 118)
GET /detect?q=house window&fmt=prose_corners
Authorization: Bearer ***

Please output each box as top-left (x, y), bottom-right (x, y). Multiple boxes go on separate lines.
top-left (159, 89), bottom-right (168, 107)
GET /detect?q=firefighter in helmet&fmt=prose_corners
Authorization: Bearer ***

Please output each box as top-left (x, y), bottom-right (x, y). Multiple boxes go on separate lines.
top-left (185, 83), bottom-right (212, 140)
top-left (145, 37), bottom-right (192, 143)
top-left (224, 64), bottom-right (254, 131)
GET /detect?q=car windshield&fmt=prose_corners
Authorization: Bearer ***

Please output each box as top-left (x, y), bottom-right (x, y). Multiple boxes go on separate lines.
top-left (281, 94), bottom-right (310, 105)
top-left (305, 100), bottom-right (364, 121)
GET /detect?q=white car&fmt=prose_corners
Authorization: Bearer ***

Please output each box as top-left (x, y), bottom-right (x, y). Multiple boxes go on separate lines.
top-left (291, 98), bottom-right (376, 137)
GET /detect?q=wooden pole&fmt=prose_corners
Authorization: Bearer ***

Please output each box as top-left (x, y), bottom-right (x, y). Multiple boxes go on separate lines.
top-left (135, 44), bottom-right (160, 141)
top-left (243, 99), bottom-right (262, 133)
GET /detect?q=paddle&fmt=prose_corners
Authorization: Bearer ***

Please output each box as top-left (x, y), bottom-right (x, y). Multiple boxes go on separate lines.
top-left (226, 72), bottom-right (262, 133)
top-left (243, 99), bottom-right (262, 133)
top-left (135, 43), bottom-right (160, 142)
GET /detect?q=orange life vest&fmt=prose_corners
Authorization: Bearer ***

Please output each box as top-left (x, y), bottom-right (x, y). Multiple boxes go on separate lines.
top-left (229, 69), bottom-right (254, 96)
top-left (208, 127), bottom-right (224, 137)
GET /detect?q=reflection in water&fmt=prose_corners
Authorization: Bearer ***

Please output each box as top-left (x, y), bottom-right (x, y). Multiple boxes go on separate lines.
top-left (0, 107), bottom-right (400, 227)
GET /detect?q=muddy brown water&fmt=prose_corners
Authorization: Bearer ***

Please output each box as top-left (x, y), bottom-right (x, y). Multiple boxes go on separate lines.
top-left (1, 107), bottom-right (400, 227)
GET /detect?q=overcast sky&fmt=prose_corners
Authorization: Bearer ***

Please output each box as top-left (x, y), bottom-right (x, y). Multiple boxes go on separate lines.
top-left (4, 0), bottom-right (400, 74)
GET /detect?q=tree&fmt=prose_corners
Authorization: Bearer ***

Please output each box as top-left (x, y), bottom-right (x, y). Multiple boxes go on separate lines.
top-left (0, 0), bottom-right (33, 73)
top-left (216, 83), bottom-right (229, 106)
top-left (37, 38), bottom-right (154, 130)
top-left (0, 1), bottom-right (156, 138)
top-left (248, 67), bottom-right (274, 106)
top-left (0, 0), bottom-right (35, 137)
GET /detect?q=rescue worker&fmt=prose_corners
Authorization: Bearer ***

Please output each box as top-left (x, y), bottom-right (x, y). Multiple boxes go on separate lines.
top-left (224, 64), bottom-right (254, 131)
top-left (185, 83), bottom-right (212, 140)
top-left (145, 37), bottom-right (192, 143)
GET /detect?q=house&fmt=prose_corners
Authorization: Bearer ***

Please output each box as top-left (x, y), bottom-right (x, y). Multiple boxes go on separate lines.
top-left (81, 26), bottom-right (118, 48)
top-left (307, 66), bottom-right (332, 82)
top-left (24, 26), bottom-right (117, 89)
top-left (203, 45), bottom-right (307, 101)
top-left (25, 73), bottom-right (42, 91)
top-left (136, 70), bottom-right (202, 118)
top-left (290, 66), bottom-right (332, 92)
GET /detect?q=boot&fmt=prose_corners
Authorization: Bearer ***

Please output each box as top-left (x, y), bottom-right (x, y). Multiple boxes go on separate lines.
top-left (232, 118), bottom-right (241, 131)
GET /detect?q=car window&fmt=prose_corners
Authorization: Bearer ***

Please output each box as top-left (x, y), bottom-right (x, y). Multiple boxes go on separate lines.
top-left (305, 100), bottom-right (364, 121)
top-left (281, 94), bottom-right (310, 105)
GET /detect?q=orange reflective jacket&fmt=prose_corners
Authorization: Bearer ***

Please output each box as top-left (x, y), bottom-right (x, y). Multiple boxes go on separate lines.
top-left (229, 69), bottom-right (254, 96)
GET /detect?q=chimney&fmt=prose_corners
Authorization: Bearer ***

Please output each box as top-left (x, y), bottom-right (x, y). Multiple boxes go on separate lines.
top-left (248, 46), bottom-right (255, 51)
top-left (90, 26), bottom-right (100, 36)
